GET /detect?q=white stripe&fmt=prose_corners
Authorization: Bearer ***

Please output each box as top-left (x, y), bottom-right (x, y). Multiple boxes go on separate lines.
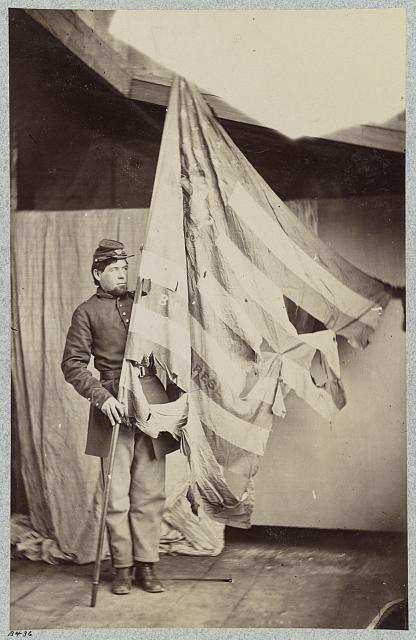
top-left (299, 330), bottom-right (340, 378)
top-left (280, 330), bottom-right (340, 379)
top-left (281, 355), bottom-right (338, 422)
top-left (190, 315), bottom-right (247, 396)
top-left (129, 306), bottom-right (190, 357)
top-left (229, 182), bottom-right (379, 329)
top-left (130, 307), bottom-right (249, 398)
top-left (216, 233), bottom-right (298, 339)
top-left (197, 271), bottom-right (263, 352)
top-left (191, 389), bottom-right (271, 456)
top-left (212, 236), bottom-right (342, 386)
top-left (140, 249), bottom-right (187, 295)
top-left (244, 376), bottom-right (278, 405)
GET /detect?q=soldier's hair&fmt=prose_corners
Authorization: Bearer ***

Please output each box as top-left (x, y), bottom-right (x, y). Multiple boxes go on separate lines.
top-left (91, 258), bottom-right (118, 286)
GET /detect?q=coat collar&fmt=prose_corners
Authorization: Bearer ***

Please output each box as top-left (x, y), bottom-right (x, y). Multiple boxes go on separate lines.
top-left (96, 286), bottom-right (114, 299)
top-left (96, 287), bottom-right (132, 300)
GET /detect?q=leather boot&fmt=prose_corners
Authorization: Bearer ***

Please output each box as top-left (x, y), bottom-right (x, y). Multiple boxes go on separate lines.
top-left (135, 562), bottom-right (165, 593)
top-left (112, 567), bottom-right (132, 595)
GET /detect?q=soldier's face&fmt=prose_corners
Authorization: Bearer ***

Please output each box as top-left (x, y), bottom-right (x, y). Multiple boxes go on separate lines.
top-left (95, 259), bottom-right (128, 296)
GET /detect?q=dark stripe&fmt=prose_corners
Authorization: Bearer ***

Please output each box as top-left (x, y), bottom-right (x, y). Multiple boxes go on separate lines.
top-left (221, 221), bottom-right (381, 346)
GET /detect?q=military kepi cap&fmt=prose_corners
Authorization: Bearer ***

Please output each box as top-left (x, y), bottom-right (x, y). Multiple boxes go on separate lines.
top-left (93, 239), bottom-right (134, 264)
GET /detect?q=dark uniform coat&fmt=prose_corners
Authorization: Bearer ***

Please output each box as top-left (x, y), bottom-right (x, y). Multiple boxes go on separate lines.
top-left (61, 287), bottom-right (178, 459)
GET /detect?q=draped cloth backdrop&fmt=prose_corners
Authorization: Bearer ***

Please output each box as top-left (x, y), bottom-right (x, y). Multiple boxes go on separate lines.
top-left (12, 209), bottom-right (146, 563)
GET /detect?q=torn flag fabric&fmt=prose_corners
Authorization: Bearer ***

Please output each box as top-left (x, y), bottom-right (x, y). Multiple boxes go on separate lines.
top-left (118, 77), bottom-right (391, 526)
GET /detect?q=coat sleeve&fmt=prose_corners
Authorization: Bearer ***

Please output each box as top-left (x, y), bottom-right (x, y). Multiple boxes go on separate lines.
top-left (61, 305), bottom-right (112, 410)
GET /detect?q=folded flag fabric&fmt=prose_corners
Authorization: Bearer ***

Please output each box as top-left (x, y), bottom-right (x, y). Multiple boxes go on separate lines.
top-left (118, 76), bottom-right (391, 526)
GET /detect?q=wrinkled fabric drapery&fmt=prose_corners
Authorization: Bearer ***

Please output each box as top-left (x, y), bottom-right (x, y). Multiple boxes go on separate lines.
top-left (11, 209), bottom-right (146, 563)
top-left (119, 77), bottom-right (391, 528)
top-left (11, 514), bottom-right (75, 564)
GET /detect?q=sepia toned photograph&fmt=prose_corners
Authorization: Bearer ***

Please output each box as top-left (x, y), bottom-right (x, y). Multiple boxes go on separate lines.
top-left (9, 7), bottom-right (407, 632)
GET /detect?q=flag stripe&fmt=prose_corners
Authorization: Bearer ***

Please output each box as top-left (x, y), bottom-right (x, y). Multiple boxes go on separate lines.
top-left (134, 280), bottom-right (188, 320)
top-left (280, 355), bottom-right (338, 421)
top-left (215, 234), bottom-right (342, 397)
top-left (140, 249), bottom-right (187, 294)
top-left (200, 422), bottom-right (260, 475)
top-left (190, 348), bottom-right (276, 429)
top-left (191, 388), bottom-right (271, 455)
top-left (190, 314), bottom-right (248, 396)
top-left (195, 92), bottom-right (387, 304)
top-left (244, 375), bottom-right (280, 405)
top-left (189, 283), bottom-right (257, 370)
top-left (129, 306), bottom-right (191, 357)
top-left (217, 232), bottom-right (343, 373)
top-left (285, 330), bottom-right (340, 378)
top-left (216, 233), bottom-right (298, 339)
top-left (197, 271), bottom-right (264, 353)
top-left (222, 216), bottom-right (374, 346)
top-left (229, 181), bottom-right (380, 329)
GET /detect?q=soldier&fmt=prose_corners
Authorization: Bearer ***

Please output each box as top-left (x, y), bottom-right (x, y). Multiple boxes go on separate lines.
top-left (62, 239), bottom-right (178, 595)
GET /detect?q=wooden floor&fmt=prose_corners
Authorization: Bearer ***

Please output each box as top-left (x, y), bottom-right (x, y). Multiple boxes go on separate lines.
top-left (10, 527), bottom-right (407, 630)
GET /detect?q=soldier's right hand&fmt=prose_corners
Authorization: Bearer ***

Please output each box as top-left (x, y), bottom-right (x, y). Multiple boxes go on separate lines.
top-left (101, 397), bottom-right (125, 426)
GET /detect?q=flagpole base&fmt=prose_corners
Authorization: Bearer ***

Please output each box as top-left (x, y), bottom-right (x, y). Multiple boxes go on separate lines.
top-left (90, 581), bottom-right (99, 607)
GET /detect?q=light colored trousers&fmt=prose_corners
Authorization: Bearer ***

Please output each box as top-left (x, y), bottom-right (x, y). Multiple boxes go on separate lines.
top-left (101, 376), bottom-right (168, 568)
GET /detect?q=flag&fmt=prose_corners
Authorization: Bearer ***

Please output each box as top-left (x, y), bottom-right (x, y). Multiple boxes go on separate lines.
top-left (119, 77), bottom-right (391, 526)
